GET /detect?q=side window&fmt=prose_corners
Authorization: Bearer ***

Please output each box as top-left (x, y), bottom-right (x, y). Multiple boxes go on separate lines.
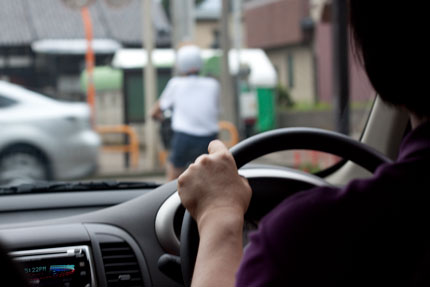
top-left (0, 95), bottom-right (17, 108)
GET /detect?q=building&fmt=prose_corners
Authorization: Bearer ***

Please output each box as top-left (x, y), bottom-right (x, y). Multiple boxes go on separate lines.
top-left (0, 0), bottom-right (170, 99)
top-left (194, 0), bottom-right (222, 48)
top-left (243, 0), bottom-right (374, 105)
top-left (193, 0), bottom-right (249, 49)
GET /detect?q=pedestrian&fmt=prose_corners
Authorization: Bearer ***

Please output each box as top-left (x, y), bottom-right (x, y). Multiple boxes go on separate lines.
top-left (177, 1), bottom-right (430, 286)
top-left (151, 45), bottom-right (220, 181)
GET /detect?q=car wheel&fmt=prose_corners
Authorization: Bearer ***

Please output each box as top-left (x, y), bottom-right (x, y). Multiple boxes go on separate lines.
top-left (0, 145), bottom-right (51, 186)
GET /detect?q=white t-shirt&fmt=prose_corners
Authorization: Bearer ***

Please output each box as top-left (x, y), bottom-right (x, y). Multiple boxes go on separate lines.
top-left (159, 76), bottom-right (220, 136)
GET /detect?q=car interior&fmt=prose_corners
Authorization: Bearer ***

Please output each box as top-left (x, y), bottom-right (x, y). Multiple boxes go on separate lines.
top-left (0, 0), bottom-right (413, 286)
top-left (0, 96), bottom-right (410, 287)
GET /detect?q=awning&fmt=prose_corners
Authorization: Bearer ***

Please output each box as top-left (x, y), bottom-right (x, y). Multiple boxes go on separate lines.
top-left (112, 48), bottom-right (278, 87)
top-left (31, 39), bottom-right (122, 55)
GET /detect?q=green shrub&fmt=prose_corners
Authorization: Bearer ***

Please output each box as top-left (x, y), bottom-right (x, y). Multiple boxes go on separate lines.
top-left (276, 84), bottom-right (294, 107)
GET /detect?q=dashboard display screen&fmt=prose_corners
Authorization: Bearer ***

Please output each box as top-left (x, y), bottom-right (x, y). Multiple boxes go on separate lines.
top-left (11, 246), bottom-right (93, 287)
top-left (24, 262), bottom-right (82, 286)
top-left (25, 264), bottom-right (75, 278)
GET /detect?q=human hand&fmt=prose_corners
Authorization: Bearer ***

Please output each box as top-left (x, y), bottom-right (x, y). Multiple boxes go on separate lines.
top-left (178, 140), bottom-right (252, 228)
top-left (150, 102), bottom-right (164, 121)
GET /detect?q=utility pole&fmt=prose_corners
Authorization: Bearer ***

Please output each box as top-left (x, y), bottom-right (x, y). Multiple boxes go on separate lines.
top-left (332, 0), bottom-right (349, 135)
top-left (62, 0), bottom-right (96, 123)
top-left (171, 0), bottom-right (195, 48)
top-left (142, 0), bottom-right (158, 170)
top-left (232, 0), bottom-right (243, 134)
top-left (81, 7), bottom-right (96, 125)
top-left (232, 0), bottom-right (242, 56)
top-left (220, 0), bottom-right (237, 125)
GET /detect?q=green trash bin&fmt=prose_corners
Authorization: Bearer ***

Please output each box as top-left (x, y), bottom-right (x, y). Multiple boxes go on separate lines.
top-left (256, 87), bottom-right (276, 132)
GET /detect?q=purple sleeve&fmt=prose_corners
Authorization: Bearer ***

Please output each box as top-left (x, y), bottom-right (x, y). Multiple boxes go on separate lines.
top-left (234, 186), bottom-right (333, 286)
top-left (236, 228), bottom-right (278, 287)
top-left (235, 181), bottom-right (373, 286)
top-left (234, 135), bottom-right (430, 286)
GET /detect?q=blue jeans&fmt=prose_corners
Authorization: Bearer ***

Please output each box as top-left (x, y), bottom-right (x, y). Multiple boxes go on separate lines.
top-left (169, 131), bottom-right (218, 168)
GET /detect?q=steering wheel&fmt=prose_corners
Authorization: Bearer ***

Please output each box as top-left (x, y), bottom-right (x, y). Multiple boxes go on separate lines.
top-left (180, 127), bottom-right (392, 286)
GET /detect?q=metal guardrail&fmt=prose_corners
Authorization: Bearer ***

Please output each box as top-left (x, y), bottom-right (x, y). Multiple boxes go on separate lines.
top-left (96, 122), bottom-right (239, 169)
top-left (95, 125), bottom-right (140, 169)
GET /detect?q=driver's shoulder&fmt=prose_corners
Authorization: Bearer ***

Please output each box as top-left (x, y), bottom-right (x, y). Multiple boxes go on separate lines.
top-left (258, 185), bottom-right (352, 241)
top-left (258, 160), bottom-right (430, 248)
top-left (258, 175), bottom-right (393, 244)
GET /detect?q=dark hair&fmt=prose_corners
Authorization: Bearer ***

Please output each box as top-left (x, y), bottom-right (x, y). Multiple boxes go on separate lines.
top-left (349, 1), bottom-right (429, 117)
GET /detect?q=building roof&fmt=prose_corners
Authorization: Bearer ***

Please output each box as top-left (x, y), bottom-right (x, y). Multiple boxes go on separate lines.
top-left (32, 39), bottom-right (122, 55)
top-left (0, 0), bottom-right (171, 47)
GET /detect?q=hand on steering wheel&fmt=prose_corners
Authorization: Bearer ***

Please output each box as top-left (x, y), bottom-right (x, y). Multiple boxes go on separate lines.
top-left (179, 127), bottom-right (392, 287)
top-left (178, 140), bottom-right (252, 229)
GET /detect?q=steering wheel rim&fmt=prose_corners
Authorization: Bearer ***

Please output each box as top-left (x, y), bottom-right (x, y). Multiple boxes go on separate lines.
top-left (180, 127), bottom-right (392, 286)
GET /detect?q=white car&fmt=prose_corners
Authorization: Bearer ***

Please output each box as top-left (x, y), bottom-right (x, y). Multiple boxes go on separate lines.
top-left (0, 80), bottom-right (101, 186)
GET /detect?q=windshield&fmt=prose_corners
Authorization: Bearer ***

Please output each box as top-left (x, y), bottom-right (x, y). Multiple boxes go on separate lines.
top-left (0, 0), bottom-right (375, 190)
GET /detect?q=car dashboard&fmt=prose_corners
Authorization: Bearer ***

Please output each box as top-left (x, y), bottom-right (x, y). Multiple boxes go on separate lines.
top-left (0, 165), bottom-right (329, 287)
top-left (0, 185), bottom-right (172, 287)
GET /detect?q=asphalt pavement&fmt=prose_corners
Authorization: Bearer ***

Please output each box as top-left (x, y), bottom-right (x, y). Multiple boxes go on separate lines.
top-left (93, 151), bottom-right (167, 184)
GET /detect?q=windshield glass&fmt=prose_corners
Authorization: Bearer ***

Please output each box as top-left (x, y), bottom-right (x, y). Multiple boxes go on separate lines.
top-left (0, 0), bottom-right (375, 190)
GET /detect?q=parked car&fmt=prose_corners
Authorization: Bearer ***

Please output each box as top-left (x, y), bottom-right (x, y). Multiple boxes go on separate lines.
top-left (0, 80), bottom-right (100, 186)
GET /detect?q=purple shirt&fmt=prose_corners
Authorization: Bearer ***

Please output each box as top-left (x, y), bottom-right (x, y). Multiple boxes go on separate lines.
top-left (236, 122), bottom-right (430, 286)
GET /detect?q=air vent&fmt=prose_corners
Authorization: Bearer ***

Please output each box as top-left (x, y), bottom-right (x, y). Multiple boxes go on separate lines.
top-left (100, 242), bottom-right (144, 287)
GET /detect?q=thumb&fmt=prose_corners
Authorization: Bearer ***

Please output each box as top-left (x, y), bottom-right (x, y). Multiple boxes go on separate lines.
top-left (208, 140), bottom-right (228, 155)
